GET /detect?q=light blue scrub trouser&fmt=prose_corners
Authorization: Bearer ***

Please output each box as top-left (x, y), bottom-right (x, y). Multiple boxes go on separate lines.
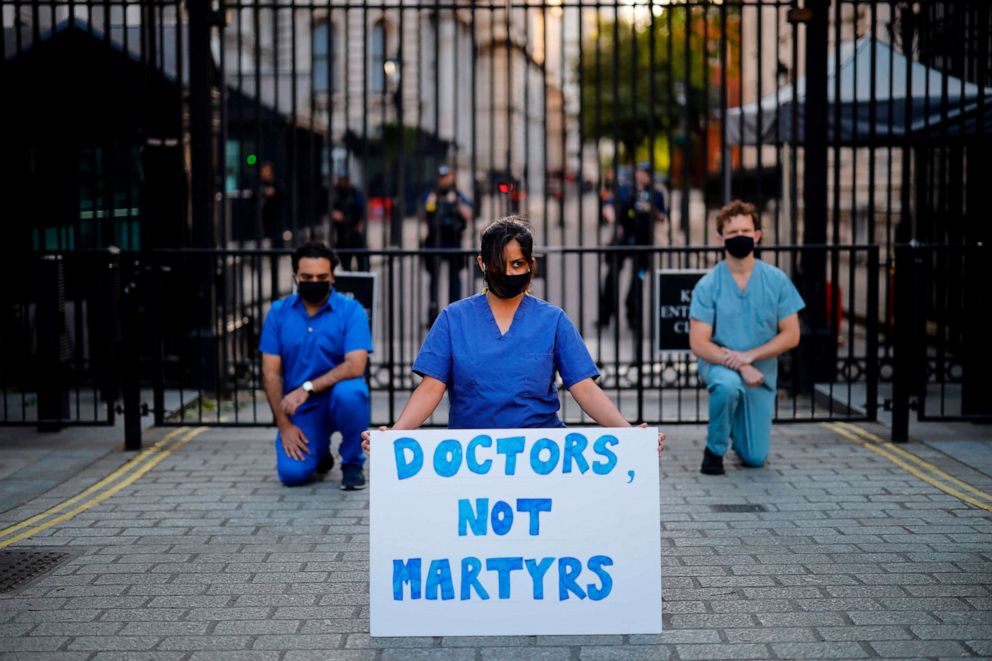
top-left (274, 377), bottom-right (369, 486)
top-left (703, 364), bottom-right (775, 467)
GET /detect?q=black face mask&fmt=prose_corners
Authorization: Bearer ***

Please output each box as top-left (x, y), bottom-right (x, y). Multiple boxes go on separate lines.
top-left (723, 235), bottom-right (755, 259)
top-left (486, 270), bottom-right (531, 299)
top-left (297, 280), bottom-right (330, 304)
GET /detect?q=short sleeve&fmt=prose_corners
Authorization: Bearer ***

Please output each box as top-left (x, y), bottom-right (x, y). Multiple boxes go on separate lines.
top-left (777, 276), bottom-right (806, 321)
top-left (343, 301), bottom-right (374, 355)
top-left (689, 275), bottom-right (716, 325)
top-left (553, 312), bottom-right (600, 389)
top-left (412, 309), bottom-right (452, 384)
top-left (259, 300), bottom-right (283, 355)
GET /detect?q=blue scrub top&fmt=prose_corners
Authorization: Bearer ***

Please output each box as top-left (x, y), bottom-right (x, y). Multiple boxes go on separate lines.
top-left (413, 293), bottom-right (600, 429)
top-left (689, 260), bottom-right (805, 389)
top-left (259, 290), bottom-right (373, 394)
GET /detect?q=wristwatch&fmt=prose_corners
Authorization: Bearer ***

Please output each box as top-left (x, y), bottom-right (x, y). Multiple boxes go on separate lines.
top-left (302, 380), bottom-right (314, 394)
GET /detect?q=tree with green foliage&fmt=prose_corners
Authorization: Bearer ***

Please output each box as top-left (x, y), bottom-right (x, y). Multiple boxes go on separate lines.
top-left (575, 7), bottom-right (740, 171)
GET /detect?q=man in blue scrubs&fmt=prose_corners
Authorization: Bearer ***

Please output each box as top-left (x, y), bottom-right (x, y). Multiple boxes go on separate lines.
top-left (260, 243), bottom-right (373, 489)
top-left (689, 201), bottom-right (804, 475)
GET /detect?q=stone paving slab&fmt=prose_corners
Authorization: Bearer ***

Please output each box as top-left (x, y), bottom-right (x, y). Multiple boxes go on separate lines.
top-left (0, 422), bottom-right (989, 659)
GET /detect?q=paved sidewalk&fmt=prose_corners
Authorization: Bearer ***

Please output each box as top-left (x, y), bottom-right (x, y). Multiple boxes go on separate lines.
top-left (0, 421), bottom-right (989, 660)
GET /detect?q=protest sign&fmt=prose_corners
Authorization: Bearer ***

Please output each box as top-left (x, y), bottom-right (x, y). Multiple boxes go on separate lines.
top-left (369, 427), bottom-right (661, 636)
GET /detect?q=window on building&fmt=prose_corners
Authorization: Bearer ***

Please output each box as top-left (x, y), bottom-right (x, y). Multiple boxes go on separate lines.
top-left (312, 20), bottom-right (337, 93)
top-left (370, 20), bottom-right (386, 93)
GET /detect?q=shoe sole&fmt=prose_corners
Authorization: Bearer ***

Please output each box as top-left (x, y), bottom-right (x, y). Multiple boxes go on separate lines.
top-left (340, 483), bottom-right (366, 491)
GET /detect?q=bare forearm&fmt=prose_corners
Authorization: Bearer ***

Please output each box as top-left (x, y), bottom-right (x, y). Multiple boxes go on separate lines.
top-left (747, 328), bottom-right (801, 362)
top-left (312, 361), bottom-right (363, 394)
top-left (309, 350), bottom-right (368, 395)
top-left (569, 379), bottom-right (629, 427)
top-left (263, 374), bottom-right (291, 430)
top-left (690, 336), bottom-right (730, 365)
top-left (393, 379), bottom-right (446, 430)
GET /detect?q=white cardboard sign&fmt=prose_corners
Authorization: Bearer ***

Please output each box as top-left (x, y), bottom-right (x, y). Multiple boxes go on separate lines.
top-left (369, 427), bottom-right (662, 637)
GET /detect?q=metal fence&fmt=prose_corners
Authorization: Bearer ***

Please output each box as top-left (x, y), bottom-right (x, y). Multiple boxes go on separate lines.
top-left (1, 0), bottom-right (990, 437)
top-left (891, 242), bottom-right (992, 427)
top-left (138, 244), bottom-right (878, 427)
top-left (0, 251), bottom-right (122, 427)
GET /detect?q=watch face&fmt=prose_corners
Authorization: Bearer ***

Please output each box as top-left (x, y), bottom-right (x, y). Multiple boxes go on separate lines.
top-left (303, 381), bottom-right (313, 392)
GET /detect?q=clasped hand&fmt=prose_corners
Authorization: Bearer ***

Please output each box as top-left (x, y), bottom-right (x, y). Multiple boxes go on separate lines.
top-left (721, 349), bottom-right (764, 387)
top-left (280, 387), bottom-right (309, 417)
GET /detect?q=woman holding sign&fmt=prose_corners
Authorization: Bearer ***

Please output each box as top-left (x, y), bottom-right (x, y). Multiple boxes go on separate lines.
top-left (363, 216), bottom-right (664, 454)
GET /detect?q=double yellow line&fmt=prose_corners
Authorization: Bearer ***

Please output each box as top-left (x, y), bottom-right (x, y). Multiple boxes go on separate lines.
top-left (823, 421), bottom-right (992, 512)
top-left (0, 426), bottom-right (208, 549)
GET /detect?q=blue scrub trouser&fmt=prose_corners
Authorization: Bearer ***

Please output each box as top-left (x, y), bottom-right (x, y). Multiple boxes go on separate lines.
top-left (274, 377), bottom-right (369, 486)
top-left (703, 365), bottom-right (774, 467)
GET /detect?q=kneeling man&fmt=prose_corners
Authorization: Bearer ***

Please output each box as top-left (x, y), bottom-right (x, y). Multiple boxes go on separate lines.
top-left (260, 242), bottom-right (372, 489)
top-left (689, 201), bottom-right (804, 475)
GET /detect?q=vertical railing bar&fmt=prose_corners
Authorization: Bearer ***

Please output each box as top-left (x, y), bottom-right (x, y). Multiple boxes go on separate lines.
top-left (866, 244), bottom-right (879, 422)
top-left (577, 5), bottom-right (585, 252)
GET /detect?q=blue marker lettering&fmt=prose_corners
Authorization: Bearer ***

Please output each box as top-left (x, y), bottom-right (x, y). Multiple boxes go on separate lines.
top-left (393, 438), bottom-right (423, 480)
top-left (457, 498), bottom-right (488, 537)
top-left (460, 557), bottom-right (490, 600)
top-left (563, 433), bottom-right (590, 474)
top-left (392, 558), bottom-right (422, 600)
top-left (586, 555), bottom-right (614, 601)
top-left (516, 498), bottom-right (552, 535)
top-left (424, 559), bottom-right (455, 600)
top-left (485, 557), bottom-right (524, 599)
top-left (592, 435), bottom-right (619, 475)
top-left (530, 438), bottom-right (561, 475)
top-left (486, 558), bottom-right (524, 599)
top-left (433, 439), bottom-right (463, 477)
top-left (490, 500), bottom-right (513, 536)
top-left (558, 557), bottom-right (587, 600)
top-left (466, 434), bottom-right (493, 474)
top-left (524, 557), bottom-right (555, 599)
top-left (496, 436), bottom-right (525, 475)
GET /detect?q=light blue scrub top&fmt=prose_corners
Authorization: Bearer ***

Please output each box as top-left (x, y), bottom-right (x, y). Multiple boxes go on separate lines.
top-left (413, 293), bottom-right (600, 429)
top-left (689, 260), bottom-right (805, 389)
top-left (259, 290), bottom-right (373, 394)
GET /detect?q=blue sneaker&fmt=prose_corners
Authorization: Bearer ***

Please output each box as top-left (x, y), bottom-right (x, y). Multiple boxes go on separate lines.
top-left (340, 464), bottom-right (366, 491)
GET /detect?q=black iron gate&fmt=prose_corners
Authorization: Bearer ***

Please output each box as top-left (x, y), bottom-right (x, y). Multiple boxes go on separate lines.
top-left (1, 1), bottom-right (990, 437)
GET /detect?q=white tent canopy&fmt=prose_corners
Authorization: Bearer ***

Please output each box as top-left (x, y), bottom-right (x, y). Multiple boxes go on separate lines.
top-left (726, 37), bottom-right (992, 145)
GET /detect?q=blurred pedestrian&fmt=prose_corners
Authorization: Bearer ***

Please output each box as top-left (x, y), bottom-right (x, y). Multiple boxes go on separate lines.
top-left (421, 164), bottom-right (473, 326)
top-left (260, 161), bottom-right (286, 246)
top-left (598, 161), bottom-right (668, 331)
top-left (329, 168), bottom-right (368, 271)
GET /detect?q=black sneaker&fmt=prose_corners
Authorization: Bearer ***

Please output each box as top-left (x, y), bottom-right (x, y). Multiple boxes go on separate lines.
top-left (316, 454), bottom-right (335, 475)
top-left (340, 464), bottom-right (366, 491)
top-left (700, 448), bottom-right (725, 476)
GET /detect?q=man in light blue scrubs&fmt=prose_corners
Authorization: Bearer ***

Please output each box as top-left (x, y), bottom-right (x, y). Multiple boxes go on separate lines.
top-left (689, 201), bottom-right (804, 475)
top-left (260, 243), bottom-right (373, 489)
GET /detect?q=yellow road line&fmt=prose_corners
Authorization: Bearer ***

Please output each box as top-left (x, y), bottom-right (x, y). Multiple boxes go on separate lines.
top-left (823, 423), bottom-right (992, 513)
top-left (0, 427), bottom-right (190, 539)
top-left (0, 427), bottom-right (208, 549)
top-left (835, 422), bottom-right (992, 503)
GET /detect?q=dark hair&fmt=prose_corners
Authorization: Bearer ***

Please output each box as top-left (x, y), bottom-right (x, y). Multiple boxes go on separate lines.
top-left (291, 242), bottom-right (338, 272)
top-left (479, 216), bottom-right (536, 276)
top-left (715, 200), bottom-right (760, 234)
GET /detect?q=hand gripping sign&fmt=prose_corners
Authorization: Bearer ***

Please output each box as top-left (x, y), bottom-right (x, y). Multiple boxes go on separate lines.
top-left (369, 427), bottom-right (662, 636)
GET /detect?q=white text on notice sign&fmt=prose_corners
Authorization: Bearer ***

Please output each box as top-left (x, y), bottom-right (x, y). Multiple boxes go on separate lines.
top-left (369, 427), bottom-right (662, 636)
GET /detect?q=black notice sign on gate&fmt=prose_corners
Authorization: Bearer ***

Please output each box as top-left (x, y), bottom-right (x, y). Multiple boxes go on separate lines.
top-left (334, 272), bottom-right (378, 335)
top-left (655, 270), bottom-right (706, 353)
